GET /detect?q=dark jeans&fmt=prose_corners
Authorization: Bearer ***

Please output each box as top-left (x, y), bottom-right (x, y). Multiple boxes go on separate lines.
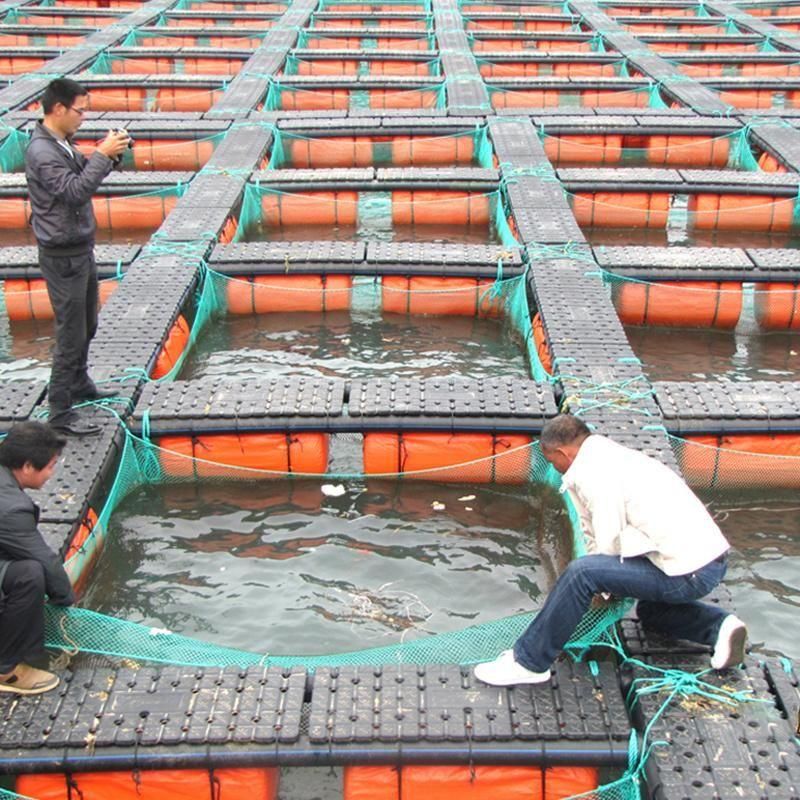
top-left (39, 249), bottom-right (98, 424)
top-left (0, 560), bottom-right (46, 673)
top-left (514, 553), bottom-right (728, 672)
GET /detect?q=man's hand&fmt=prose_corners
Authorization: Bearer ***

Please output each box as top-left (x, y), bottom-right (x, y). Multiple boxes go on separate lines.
top-left (96, 129), bottom-right (131, 160)
top-left (590, 592), bottom-right (615, 610)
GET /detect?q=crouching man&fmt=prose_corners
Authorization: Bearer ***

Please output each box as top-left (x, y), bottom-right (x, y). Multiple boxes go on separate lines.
top-left (475, 415), bottom-right (746, 686)
top-left (0, 422), bottom-right (75, 694)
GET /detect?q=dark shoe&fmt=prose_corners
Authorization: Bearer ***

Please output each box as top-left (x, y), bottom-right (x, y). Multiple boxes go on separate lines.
top-left (0, 663), bottom-right (59, 695)
top-left (75, 385), bottom-right (119, 401)
top-left (49, 416), bottom-right (102, 437)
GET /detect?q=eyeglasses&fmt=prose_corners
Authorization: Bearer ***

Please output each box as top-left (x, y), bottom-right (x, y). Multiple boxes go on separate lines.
top-left (68, 105), bottom-right (86, 116)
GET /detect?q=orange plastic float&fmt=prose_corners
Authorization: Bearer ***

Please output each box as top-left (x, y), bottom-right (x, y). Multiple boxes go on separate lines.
top-left (532, 312), bottom-right (553, 372)
top-left (543, 134), bottom-right (624, 165)
top-left (151, 314), bottom-right (190, 379)
top-left (382, 277), bottom-right (501, 316)
top-left (134, 138), bottom-right (216, 171)
top-left (571, 192), bottom-right (670, 228)
top-left (3, 278), bottom-right (119, 322)
top-left (226, 274), bottom-right (352, 313)
top-left (286, 134), bottom-right (475, 168)
top-left (17, 768), bottom-right (279, 800)
top-left (92, 194), bottom-right (178, 230)
top-left (688, 193), bottom-right (793, 232)
top-left (757, 151), bottom-right (787, 172)
top-left (157, 432), bottom-right (329, 478)
top-left (644, 135), bottom-right (729, 167)
top-left (754, 283), bottom-right (800, 329)
top-left (679, 434), bottom-right (800, 489)
top-left (391, 191), bottom-right (490, 226)
top-left (363, 432), bottom-right (532, 483)
top-left (0, 56), bottom-right (46, 74)
top-left (344, 764), bottom-right (599, 799)
top-left (261, 191), bottom-right (358, 226)
top-left (613, 281), bottom-right (743, 328)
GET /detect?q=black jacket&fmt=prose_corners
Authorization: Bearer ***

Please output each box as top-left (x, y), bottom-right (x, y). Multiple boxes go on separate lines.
top-left (24, 121), bottom-right (113, 251)
top-left (0, 465), bottom-right (74, 605)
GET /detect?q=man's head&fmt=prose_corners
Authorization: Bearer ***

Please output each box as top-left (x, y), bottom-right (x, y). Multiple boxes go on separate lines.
top-left (41, 78), bottom-right (88, 139)
top-left (0, 422), bottom-right (66, 490)
top-left (539, 414), bottom-right (591, 474)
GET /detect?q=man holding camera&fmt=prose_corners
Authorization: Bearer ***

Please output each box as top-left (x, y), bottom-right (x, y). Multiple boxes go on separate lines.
top-left (25, 78), bottom-right (131, 437)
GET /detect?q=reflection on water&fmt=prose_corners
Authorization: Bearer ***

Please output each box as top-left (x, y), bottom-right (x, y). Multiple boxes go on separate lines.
top-left (82, 480), bottom-right (571, 655)
top-left (584, 226), bottom-right (800, 249)
top-left (0, 229), bottom-right (154, 247)
top-left (246, 223), bottom-right (499, 245)
top-left (703, 490), bottom-right (799, 660)
top-left (0, 317), bottom-right (53, 382)
top-left (626, 326), bottom-right (800, 381)
top-left (183, 311), bottom-right (529, 381)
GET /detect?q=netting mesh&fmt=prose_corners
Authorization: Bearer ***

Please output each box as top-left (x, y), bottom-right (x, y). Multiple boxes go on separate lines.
top-left (234, 182), bottom-right (519, 247)
top-left (50, 428), bottom-right (629, 669)
top-left (266, 125), bottom-right (494, 169)
top-left (0, 127), bottom-right (29, 173)
top-left (539, 125), bottom-right (762, 170)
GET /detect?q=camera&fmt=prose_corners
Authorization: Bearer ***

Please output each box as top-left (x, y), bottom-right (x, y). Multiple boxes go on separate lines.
top-left (112, 128), bottom-right (134, 149)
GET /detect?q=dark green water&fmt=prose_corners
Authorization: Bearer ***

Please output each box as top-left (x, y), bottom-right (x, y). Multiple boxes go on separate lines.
top-left (247, 223), bottom-right (499, 245)
top-left (0, 317), bottom-right (53, 382)
top-left (703, 490), bottom-right (800, 660)
top-left (183, 310), bottom-right (529, 381)
top-left (626, 326), bottom-right (800, 381)
top-left (83, 479), bottom-right (571, 656)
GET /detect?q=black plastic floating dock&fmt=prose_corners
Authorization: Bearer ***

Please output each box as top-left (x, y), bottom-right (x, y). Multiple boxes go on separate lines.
top-left (0, 661), bottom-right (630, 771)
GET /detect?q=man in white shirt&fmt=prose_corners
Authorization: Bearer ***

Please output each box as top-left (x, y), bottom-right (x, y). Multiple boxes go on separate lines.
top-left (475, 414), bottom-right (747, 686)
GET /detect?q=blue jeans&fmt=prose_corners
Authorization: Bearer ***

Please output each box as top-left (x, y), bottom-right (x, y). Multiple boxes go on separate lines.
top-left (513, 553), bottom-right (728, 672)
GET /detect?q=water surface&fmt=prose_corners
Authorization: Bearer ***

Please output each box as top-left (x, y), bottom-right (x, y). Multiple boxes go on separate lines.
top-left (183, 311), bottom-right (529, 381)
top-left (84, 480), bottom-right (572, 656)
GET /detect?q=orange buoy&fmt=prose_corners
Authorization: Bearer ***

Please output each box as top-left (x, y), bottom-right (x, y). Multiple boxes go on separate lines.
top-left (532, 313), bottom-right (553, 372)
top-left (288, 136), bottom-right (374, 168)
top-left (613, 281), bottom-right (742, 328)
top-left (226, 274), bottom-right (352, 313)
top-left (757, 151), bottom-right (787, 172)
top-left (679, 434), bottom-right (800, 489)
top-left (64, 507), bottom-right (98, 563)
top-left (343, 764), bottom-right (599, 799)
top-left (157, 432), bottom-right (329, 479)
top-left (280, 88), bottom-right (350, 110)
top-left (543, 134), bottom-right (624, 165)
top-left (390, 135), bottom-right (475, 166)
top-left (645, 135), bottom-right (729, 168)
top-left (754, 283), bottom-right (800, 329)
top-left (0, 198), bottom-right (29, 228)
top-left (688, 193), bottom-right (793, 232)
top-left (261, 191), bottom-right (358, 226)
top-left (17, 768), bottom-right (279, 800)
top-left (151, 314), bottom-right (190, 380)
top-left (368, 88), bottom-right (439, 109)
top-left (391, 191), bottom-right (490, 226)
top-left (363, 432), bottom-right (532, 483)
top-left (130, 138), bottom-right (216, 171)
top-left (382, 276), bottom-right (499, 316)
top-left (571, 192), bottom-right (670, 228)
top-left (4, 279), bottom-right (54, 321)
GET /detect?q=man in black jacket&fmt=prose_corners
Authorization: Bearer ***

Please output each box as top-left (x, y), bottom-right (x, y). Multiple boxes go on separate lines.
top-left (25, 78), bottom-right (130, 437)
top-left (0, 422), bottom-right (74, 695)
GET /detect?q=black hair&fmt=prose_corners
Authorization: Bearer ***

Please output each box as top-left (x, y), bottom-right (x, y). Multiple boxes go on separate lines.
top-left (41, 78), bottom-right (88, 115)
top-left (0, 422), bottom-right (66, 471)
top-left (540, 414), bottom-right (591, 450)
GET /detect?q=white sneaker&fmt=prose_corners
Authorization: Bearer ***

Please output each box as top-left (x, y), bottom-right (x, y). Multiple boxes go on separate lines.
top-left (710, 615), bottom-right (747, 670)
top-left (473, 649), bottom-right (552, 687)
